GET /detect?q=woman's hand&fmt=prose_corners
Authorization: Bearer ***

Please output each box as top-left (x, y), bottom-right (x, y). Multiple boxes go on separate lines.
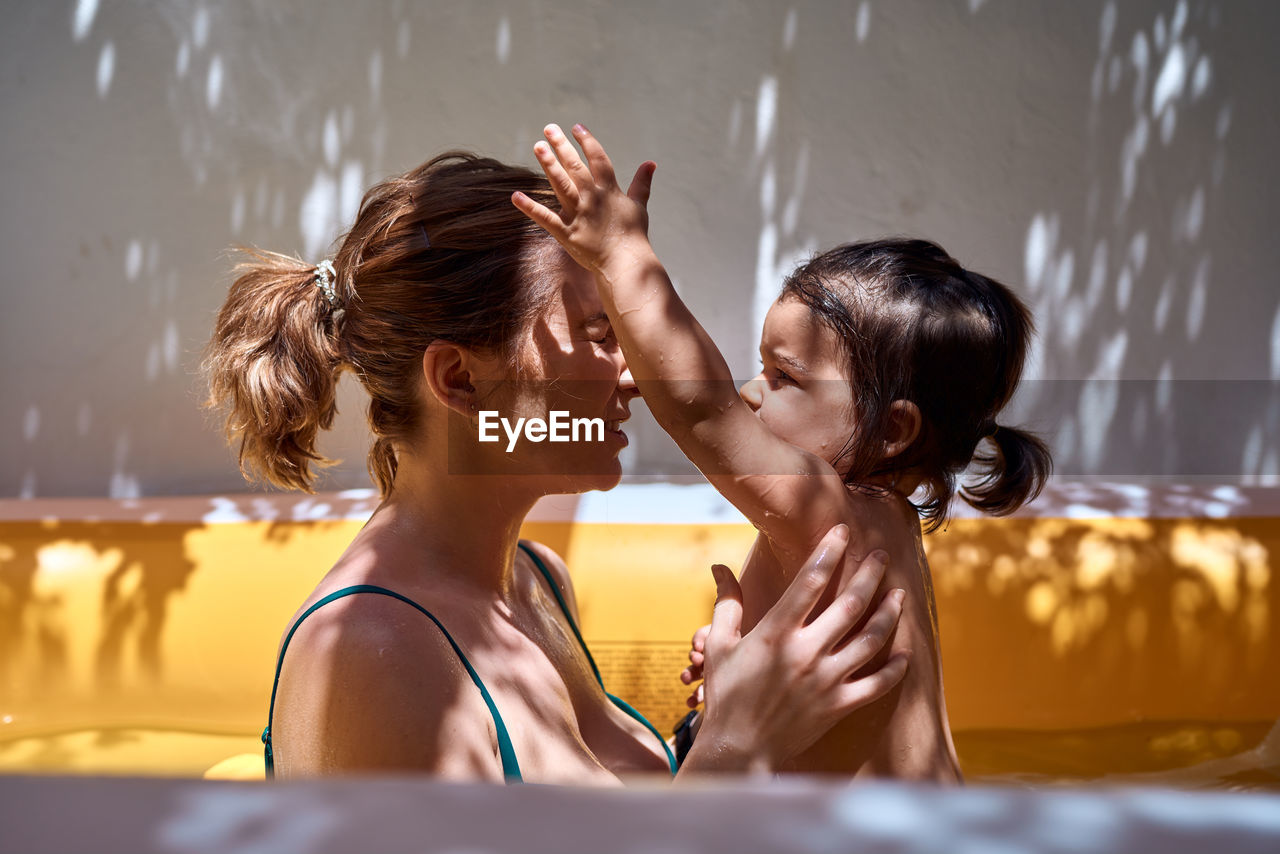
top-left (512, 123), bottom-right (656, 276)
top-left (679, 524), bottom-right (909, 777)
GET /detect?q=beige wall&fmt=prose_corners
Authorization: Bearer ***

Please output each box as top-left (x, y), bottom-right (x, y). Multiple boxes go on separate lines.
top-left (3, 0), bottom-right (1278, 498)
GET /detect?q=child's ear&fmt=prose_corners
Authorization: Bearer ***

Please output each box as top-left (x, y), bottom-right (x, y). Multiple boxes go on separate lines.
top-left (882, 400), bottom-right (922, 460)
top-left (421, 341), bottom-right (483, 417)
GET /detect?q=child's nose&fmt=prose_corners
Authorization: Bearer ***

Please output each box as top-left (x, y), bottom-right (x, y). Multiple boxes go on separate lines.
top-left (738, 375), bottom-right (764, 411)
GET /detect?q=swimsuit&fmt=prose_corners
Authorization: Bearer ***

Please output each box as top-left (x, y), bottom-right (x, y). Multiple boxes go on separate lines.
top-left (262, 542), bottom-right (678, 782)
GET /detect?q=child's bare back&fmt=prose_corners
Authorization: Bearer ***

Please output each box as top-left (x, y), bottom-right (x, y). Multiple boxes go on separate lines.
top-left (739, 490), bottom-right (961, 780)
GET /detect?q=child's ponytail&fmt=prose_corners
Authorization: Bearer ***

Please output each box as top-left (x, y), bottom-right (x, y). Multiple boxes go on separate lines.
top-left (960, 423), bottom-right (1052, 516)
top-left (203, 248), bottom-right (345, 493)
top-left (783, 238), bottom-right (1053, 531)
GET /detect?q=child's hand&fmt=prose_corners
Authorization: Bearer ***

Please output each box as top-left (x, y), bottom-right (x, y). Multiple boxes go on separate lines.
top-left (680, 623), bottom-right (711, 708)
top-left (512, 123), bottom-right (657, 275)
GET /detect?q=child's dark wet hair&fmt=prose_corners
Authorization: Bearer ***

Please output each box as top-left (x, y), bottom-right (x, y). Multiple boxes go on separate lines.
top-left (780, 237), bottom-right (1051, 532)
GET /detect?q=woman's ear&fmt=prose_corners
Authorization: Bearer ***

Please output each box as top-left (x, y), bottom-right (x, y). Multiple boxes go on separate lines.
top-left (882, 400), bottom-right (922, 460)
top-left (421, 341), bottom-right (481, 417)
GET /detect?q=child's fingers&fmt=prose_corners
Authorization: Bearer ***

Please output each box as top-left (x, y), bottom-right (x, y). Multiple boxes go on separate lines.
top-left (511, 191), bottom-right (567, 241)
top-left (533, 140), bottom-right (579, 216)
top-left (543, 124), bottom-right (595, 189)
top-left (570, 123), bottom-right (618, 188)
top-left (627, 161), bottom-right (656, 207)
top-left (691, 623), bottom-right (710, 654)
top-left (681, 662), bottom-right (703, 683)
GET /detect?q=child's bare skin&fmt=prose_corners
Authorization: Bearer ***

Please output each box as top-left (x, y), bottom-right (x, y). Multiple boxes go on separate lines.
top-left (514, 124), bottom-right (961, 781)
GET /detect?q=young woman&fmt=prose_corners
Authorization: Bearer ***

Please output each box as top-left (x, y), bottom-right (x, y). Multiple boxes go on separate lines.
top-left (204, 151), bottom-right (909, 782)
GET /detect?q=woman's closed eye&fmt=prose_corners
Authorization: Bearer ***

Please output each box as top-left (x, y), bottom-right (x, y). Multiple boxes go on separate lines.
top-left (583, 322), bottom-right (615, 345)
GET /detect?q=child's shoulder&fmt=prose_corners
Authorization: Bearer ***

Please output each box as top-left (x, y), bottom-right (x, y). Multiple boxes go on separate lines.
top-left (840, 484), bottom-right (923, 536)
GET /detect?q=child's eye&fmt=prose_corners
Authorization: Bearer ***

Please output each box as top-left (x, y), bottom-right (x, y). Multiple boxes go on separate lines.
top-left (759, 359), bottom-right (794, 385)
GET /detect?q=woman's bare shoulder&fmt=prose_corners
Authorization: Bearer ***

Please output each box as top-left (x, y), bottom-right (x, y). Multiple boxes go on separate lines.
top-left (517, 539), bottom-right (582, 621)
top-left (272, 589), bottom-right (501, 778)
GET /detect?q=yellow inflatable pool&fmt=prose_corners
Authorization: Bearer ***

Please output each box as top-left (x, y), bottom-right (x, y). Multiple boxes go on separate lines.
top-left (1, 483), bottom-right (1276, 787)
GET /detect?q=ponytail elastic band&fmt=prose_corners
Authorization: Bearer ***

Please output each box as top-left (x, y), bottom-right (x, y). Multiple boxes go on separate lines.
top-left (314, 259), bottom-right (339, 307)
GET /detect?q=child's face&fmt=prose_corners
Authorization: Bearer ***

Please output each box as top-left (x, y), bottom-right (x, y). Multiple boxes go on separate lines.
top-left (739, 298), bottom-right (859, 473)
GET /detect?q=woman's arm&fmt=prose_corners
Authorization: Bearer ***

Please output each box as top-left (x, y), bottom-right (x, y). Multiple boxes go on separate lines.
top-left (513, 124), bottom-right (882, 572)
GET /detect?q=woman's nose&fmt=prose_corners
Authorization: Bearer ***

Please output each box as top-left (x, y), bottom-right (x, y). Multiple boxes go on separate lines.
top-left (618, 362), bottom-right (639, 396)
top-left (738, 375), bottom-right (764, 411)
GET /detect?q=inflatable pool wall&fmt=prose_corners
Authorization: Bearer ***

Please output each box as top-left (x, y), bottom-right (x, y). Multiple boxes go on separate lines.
top-left (0, 483), bottom-right (1276, 780)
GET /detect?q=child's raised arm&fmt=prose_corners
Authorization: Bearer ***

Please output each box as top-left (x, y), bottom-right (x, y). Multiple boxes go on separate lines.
top-left (513, 124), bottom-right (887, 570)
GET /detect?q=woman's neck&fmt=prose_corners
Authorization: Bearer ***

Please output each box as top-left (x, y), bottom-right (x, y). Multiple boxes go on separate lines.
top-left (369, 452), bottom-right (543, 599)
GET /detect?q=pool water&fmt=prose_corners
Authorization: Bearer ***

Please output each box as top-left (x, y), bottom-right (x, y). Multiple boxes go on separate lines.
top-left (956, 719), bottom-right (1280, 791)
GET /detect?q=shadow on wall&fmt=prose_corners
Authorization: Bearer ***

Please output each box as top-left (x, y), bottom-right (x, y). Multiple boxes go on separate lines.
top-left (623, 0), bottom-right (1280, 485)
top-left (0, 521), bottom-right (198, 701)
top-left (927, 513), bottom-right (1276, 730)
top-left (1013, 0), bottom-right (1280, 482)
top-left (0, 492), bottom-right (379, 737)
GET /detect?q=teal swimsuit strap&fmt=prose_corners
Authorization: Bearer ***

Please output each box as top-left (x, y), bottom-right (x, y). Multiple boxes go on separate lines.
top-left (517, 542), bottom-right (679, 775)
top-left (263, 584), bottom-right (522, 783)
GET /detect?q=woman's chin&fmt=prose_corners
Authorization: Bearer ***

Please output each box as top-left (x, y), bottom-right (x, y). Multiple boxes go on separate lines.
top-left (547, 463), bottom-right (624, 495)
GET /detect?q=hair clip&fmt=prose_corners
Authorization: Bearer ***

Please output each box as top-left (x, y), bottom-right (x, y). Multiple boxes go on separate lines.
top-left (314, 259), bottom-right (339, 306)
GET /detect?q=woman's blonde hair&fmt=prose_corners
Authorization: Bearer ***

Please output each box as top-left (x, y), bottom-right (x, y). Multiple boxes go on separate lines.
top-left (204, 152), bottom-right (560, 495)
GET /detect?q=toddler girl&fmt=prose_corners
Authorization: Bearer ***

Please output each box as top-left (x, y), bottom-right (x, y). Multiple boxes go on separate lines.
top-left (514, 124), bottom-right (1050, 780)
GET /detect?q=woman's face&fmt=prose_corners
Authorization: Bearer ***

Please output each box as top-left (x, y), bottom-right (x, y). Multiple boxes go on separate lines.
top-left (477, 249), bottom-right (638, 492)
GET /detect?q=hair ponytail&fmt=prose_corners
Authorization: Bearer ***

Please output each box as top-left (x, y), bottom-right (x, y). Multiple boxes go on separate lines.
top-left (203, 247), bottom-right (344, 492)
top-left (206, 152), bottom-right (561, 497)
top-left (960, 423), bottom-right (1052, 516)
top-left (366, 418), bottom-right (399, 496)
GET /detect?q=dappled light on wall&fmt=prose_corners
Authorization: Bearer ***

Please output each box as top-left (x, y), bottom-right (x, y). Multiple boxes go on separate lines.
top-left (1010, 0), bottom-right (1278, 486)
top-left (927, 505), bottom-right (1276, 730)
